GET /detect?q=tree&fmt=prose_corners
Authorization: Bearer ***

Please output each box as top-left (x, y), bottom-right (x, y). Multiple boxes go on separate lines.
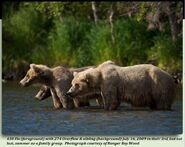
top-left (109, 2), bottom-right (116, 43)
top-left (91, 2), bottom-right (99, 25)
top-left (143, 2), bottom-right (182, 42)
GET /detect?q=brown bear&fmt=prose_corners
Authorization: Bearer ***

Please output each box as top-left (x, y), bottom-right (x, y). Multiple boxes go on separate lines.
top-left (34, 66), bottom-right (94, 101)
top-left (66, 60), bottom-right (176, 111)
top-left (20, 64), bottom-right (103, 109)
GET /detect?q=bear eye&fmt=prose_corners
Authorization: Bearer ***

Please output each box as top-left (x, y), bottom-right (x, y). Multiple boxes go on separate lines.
top-left (81, 79), bottom-right (87, 83)
top-left (82, 79), bottom-right (89, 84)
top-left (75, 83), bottom-right (79, 87)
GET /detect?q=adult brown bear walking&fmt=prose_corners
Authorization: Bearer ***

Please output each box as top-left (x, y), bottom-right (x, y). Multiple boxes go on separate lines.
top-left (67, 61), bottom-right (176, 111)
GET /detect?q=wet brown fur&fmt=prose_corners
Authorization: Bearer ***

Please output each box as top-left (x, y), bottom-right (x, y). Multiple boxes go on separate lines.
top-left (20, 64), bottom-right (102, 109)
top-left (69, 61), bottom-right (176, 111)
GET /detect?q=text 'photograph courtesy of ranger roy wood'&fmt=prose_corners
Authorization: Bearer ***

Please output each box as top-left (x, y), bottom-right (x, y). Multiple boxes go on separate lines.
top-left (2, 1), bottom-right (182, 135)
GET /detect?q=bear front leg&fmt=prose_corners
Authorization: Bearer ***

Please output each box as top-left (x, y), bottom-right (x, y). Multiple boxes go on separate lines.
top-left (96, 97), bottom-right (104, 108)
top-left (73, 97), bottom-right (90, 108)
top-left (101, 92), bottom-right (109, 110)
top-left (56, 90), bottom-right (75, 109)
top-left (50, 88), bottom-right (62, 109)
top-left (65, 98), bottom-right (75, 109)
top-left (101, 87), bottom-right (120, 111)
top-left (109, 101), bottom-right (120, 110)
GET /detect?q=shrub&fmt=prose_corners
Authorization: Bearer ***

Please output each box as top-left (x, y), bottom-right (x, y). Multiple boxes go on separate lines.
top-left (148, 34), bottom-right (182, 72)
top-left (114, 19), bottom-right (154, 66)
top-left (3, 6), bottom-right (49, 72)
top-left (46, 17), bottom-right (93, 67)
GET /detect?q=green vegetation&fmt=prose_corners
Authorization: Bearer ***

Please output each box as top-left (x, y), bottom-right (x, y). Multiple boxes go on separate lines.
top-left (2, 2), bottom-right (182, 79)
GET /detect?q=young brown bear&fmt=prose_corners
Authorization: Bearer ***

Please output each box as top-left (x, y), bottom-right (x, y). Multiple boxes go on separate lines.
top-left (34, 66), bottom-right (95, 101)
top-left (66, 60), bottom-right (176, 111)
top-left (20, 64), bottom-right (103, 109)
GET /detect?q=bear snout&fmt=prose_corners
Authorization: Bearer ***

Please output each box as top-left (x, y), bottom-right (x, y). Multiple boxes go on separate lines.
top-left (19, 79), bottom-right (29, 87)
top-left (19, 80), bottom-right (26, 87)
top-left (66, 87), bottom-right (77, 97)
top-left (66, 91), bottom-right (73, 96)
top-left (65, 92), bottom-right (74, 100)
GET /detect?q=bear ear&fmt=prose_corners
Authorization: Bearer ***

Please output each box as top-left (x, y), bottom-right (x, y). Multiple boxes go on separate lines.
top-left (30, 63), bottom-right (35, 68)
top-left (86, 79), bottom-right (90, 84)
top-left (85, 74), bottom-right (91, 84)
top-left (30, 64), bottom-right (43, 74)
top-left (73, 72), bottom-right (78, 77)
top-left (85, 70), bottom-right (101, 87)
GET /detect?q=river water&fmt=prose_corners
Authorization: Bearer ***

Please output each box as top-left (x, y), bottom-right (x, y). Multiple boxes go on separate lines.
top-left (2, 82), bottom-right (182, 135)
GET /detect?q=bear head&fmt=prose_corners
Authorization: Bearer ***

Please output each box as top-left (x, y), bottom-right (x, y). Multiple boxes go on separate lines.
top-left (66, 68), bottom-right (101, 97)
top-left (20, 64), bottom-right (51, 87)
